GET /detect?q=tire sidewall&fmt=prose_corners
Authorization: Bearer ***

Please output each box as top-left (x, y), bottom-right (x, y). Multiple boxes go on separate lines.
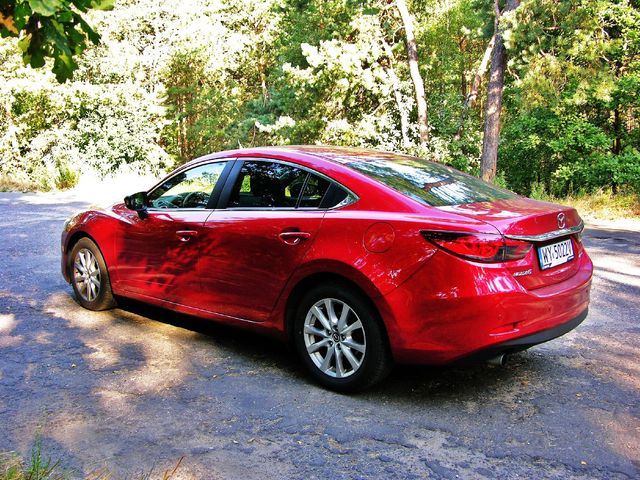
top-left (69, 238), bottom-right (114, 311)
top-left (293, 283), bottom-right (388, 392)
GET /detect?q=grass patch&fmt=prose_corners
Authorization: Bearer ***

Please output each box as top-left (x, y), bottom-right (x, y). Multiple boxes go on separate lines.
top-left (0, 441), bottom-right (63, 480)
top-left (1, 441), bottom-right (184, 480)
top-left (0, 176), bottom-right (42, 193)
top-left (531, 188), bottom-right (640, 222)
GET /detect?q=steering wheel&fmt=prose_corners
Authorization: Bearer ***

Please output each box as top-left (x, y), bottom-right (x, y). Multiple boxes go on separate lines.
top-left (153, 198), bottom-right (177, 208)
top-left (183, 191), bottom-right (209, 208)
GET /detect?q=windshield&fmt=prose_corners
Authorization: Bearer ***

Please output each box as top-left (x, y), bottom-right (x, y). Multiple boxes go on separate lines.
top-left (347, 157), bottom-right (516, 207)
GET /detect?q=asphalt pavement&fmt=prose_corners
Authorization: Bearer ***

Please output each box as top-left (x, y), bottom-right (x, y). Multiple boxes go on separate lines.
top-left (0, 191), bottom-right (638, 479)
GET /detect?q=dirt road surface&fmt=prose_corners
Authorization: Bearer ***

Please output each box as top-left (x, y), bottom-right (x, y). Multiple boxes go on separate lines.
top-left (0, 192), bottom-right (638, 479)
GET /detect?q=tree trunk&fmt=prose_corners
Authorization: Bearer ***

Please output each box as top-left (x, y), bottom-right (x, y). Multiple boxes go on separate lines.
top-left (259, 56), bottom-right (269, 105)
top-left (480, 0), bottom-right (519, 182)
top-left (396, 0), bottom-right (429, 147)
top-left (613, 106), bottom-right (622, 155)
top-left (454, 33), bottom-right (496, 140)
top-left (381, 38), bottom-right (411, 148)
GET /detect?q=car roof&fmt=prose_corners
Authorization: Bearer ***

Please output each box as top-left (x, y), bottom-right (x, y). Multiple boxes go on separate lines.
top-left (261, 145), bottom-right (416, 164)
top-left (188, 145), bottom-right (419, 168)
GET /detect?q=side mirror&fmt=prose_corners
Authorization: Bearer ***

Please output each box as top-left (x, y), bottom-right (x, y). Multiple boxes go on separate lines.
top-left (124, 191), bottom-right (148, 218)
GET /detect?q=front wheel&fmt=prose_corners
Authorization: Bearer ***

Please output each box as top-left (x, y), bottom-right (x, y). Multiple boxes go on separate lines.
top-left (69, 237), bottom-right (116, 311)
top-left (293, 284), bottom-right (392, 392)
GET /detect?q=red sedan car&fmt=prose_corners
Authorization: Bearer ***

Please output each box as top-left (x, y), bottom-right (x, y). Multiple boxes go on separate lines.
top-left (61, 146), bottom-right (592, 391)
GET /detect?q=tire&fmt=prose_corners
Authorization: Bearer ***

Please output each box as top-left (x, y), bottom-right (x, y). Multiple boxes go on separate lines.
top-left (68, 237), bottom-right (116, 311)
top-left (293, 283), bottom-right (392, 392)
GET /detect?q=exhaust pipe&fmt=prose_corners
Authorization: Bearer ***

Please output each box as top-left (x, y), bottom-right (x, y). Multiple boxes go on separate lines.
top-left (487, 354), bottom-right (508, 366)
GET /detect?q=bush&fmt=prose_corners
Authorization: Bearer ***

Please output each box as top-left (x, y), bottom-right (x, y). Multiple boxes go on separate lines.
top-left (54, 163), bottom-right (80, 190)
top-left (500, 109), bottom-right (639, 196)
top-left (0, 79), bottom-right (172, 189)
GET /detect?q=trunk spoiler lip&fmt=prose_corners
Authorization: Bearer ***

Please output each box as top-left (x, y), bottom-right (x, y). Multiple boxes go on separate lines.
top-left (503, 221), bottom-right (584, 243)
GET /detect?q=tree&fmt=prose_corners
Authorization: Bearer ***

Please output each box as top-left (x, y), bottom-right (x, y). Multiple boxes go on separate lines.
top-left (480, 0), bottom-right (519, 182)
top-left (0, 0), bottom-right (113, 82)
top-left (454, 34), bottom-right (494, 140)
top-left (501, 0), bottom-right (640, 195)
top-left (396, 0), bottom-right (430, 147)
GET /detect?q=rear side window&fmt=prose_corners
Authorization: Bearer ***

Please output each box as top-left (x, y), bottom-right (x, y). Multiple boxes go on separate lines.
top-left (226, 160), bottom-right (352, 209)
top-left (347, 157), bottom-right (516, 207)
top-left (228, 161), bottom-right (307, 208)
top-left (299, 175), bottom-right (331, 208)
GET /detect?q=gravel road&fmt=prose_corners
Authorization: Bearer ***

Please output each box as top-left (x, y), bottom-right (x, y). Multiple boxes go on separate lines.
top-left (0, 191), bottom-right (638, 479)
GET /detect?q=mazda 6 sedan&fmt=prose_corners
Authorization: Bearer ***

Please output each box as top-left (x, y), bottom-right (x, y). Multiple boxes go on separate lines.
top-left (61, 146), bottom-right (592, 391)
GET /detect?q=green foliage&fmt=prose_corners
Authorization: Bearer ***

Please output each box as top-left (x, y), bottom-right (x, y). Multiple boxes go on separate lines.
top-left (0, 0), bottom-right (638, 196)
top-left (54, 161), bottom-right (79, 189)
top-left (0, 440), bottom-right (64, 480)
top-left (0, 0), bottom-right (113, 82)
top-left (0, 76), bottom-right (171, 188)
top-left (502, 0), bottom-right (640, 195)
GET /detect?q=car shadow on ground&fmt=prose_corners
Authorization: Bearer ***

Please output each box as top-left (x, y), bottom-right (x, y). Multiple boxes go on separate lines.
top-left (112, 295), bottom-right (541, 399)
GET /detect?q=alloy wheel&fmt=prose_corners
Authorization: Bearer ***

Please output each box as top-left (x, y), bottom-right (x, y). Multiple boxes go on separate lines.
top-left (73, 248), bottom-right (101, 302)
top-left (303, 298), bottom-right (367, 378)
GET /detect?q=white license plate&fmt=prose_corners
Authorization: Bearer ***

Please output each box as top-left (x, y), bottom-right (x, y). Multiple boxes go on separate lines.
top-left (537, 238), bottom-right (575, 270)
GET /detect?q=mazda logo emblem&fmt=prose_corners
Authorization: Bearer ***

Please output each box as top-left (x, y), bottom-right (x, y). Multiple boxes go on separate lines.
top-left (557, 212), bottom-right (566, 229)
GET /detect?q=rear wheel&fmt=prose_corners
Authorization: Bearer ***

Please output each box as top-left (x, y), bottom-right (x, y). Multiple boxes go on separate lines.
top-left (293, 284), bottom-right (391, 392)
top-left (69, 238), bottom-right (116, 311)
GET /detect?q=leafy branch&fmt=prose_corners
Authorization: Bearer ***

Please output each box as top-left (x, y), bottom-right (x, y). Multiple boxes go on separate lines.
top-left (0, 0), bottom-right (113, 82)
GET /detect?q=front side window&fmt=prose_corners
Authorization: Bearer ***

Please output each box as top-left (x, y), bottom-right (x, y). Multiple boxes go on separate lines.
top-left (148, 161), bottom-right (228, 209)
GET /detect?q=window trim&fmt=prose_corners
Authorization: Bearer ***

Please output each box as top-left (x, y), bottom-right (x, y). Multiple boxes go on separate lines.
top-left (145, 159), bottom-right (235, 212)
top-left (217, 157), bottom-right (358, 211)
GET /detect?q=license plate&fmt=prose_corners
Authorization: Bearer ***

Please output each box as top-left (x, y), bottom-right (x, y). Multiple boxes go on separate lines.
top-left (537, 238), bottom-right (575, 270)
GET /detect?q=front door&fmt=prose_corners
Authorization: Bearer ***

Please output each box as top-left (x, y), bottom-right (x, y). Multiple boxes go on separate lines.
top-left (115, 160), bottom-right (231, 305)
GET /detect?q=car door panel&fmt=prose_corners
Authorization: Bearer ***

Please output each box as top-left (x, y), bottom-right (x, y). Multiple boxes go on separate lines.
top-left (196, 209), bottom-right (326, 321)
top-left (115, 209), bottom-right (210, 305)
top-left (113, 160), bottom-right (232, 306)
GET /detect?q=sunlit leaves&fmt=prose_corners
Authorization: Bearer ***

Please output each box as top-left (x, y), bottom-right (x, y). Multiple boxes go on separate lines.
top-left (28, 0), bottom-right (63, 16)
top-left (1, 0), bottom-right (112, 82)
top-left (501, 0), bottom-right (640, 195)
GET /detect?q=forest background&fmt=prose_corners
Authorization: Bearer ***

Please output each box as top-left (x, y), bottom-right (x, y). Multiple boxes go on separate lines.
top-left (0, 0), bottom-right (639, 218)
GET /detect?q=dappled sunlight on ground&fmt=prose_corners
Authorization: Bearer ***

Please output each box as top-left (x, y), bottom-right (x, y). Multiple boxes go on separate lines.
top-left (569, 332), bottom-right (640, 391)
top-left (596, 269), bottom-right (640, 288)
top-left (0, 313), bottom-right (16, 333)
top-left (591, 253), bottom-right (640, 289)
top-left (587, 409), bottom-right (640, 463)
top-left (44, 292), bottom-right (115, 330)
top-left (0, 313), bottom-right (23, 347)
top-left (43, 291), bottom-right (198, 396)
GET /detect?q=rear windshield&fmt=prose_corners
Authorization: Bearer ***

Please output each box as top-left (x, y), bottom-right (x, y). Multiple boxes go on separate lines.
top-left (347, 157), bottom-right (516, 207)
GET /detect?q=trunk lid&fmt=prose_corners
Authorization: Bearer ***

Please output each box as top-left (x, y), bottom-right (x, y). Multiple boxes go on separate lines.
top-left (439, 197), bottom-right (585, 290)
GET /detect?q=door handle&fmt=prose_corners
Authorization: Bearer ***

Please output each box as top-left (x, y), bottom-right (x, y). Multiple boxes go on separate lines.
top-left (279, 231), bottom-right (311, 245)
top-left (176, 230), bottom-right (198, 242)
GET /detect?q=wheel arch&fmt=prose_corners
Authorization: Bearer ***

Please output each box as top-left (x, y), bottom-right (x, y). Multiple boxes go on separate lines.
top-left (64, 230), bottom-right (111, 279)
top-left (282, 269), bottom-right (393, 350)
top-left (66, 230), bottom-right (97, 254)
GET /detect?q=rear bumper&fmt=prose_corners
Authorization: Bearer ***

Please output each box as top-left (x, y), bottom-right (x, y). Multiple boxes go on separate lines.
top-left (453, 308), bottom-right (588, 364)
top-left (379, 249), bottom-right (593, 364)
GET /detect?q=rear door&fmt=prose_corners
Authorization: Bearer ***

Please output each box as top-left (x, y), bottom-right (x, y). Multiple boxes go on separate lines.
top-left (196, 159), bottom-right (339, 322)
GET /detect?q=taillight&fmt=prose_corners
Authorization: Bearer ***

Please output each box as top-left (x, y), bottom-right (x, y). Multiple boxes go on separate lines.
top-left (421, 231), bottom-right (532, 263)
